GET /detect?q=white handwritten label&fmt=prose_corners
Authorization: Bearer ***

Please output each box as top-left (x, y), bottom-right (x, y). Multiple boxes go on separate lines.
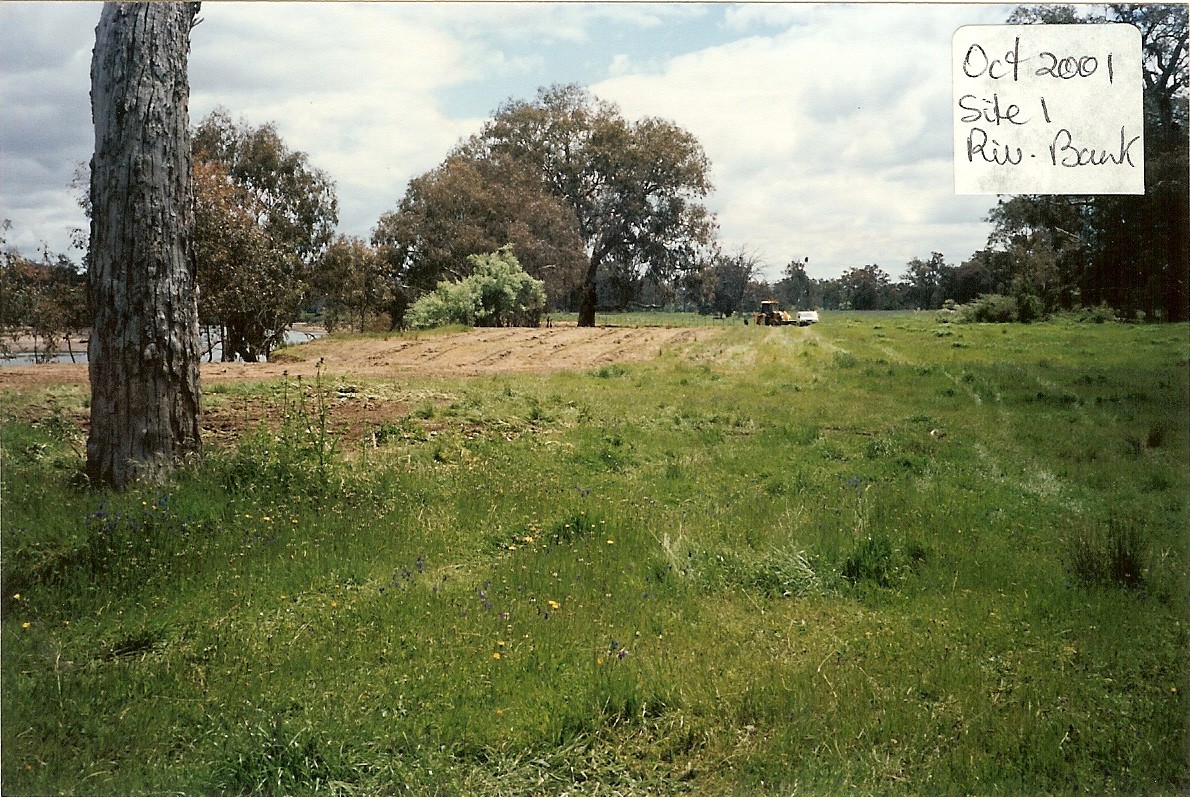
top-left (953, 24), bottom-right (1144, 195)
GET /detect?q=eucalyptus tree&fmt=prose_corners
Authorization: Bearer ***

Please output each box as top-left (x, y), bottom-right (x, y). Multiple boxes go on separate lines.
top-left (192, 157), bottom-right (303, 361)
top-left (192, 109), bottom-right (338, 360)
top-left (87, 2), bottom-right (202, 488)
top-left (467, 85), bottom-right (717, 326)
top-left (372, 151), bottom-right (587, 319)
top-left (777, 258), bottom-right (816, 311)
top-left (704, 248), bottom-right (763, 317)
top-left (313, 235), bottom-right (394, 332)
top-left (0, 244), bottom-right (88, 363)
top-left (900, 253), bottom-right (952, 310)
top-left (837, 265), bottom-right (898, 311)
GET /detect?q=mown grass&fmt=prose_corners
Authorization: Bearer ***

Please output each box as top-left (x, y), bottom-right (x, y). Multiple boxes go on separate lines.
top-left (2, 313), bottom-right (1187, 795)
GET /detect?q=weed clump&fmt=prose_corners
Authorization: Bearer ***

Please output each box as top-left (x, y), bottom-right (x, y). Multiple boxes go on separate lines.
top-left (548, 511), bottom-right (601, 544)
top-left (842, 534), bottom-right (897, 587)
top-left (833, 351), bottom-right (857, 368)
top-left (591, 363), bottom-right (629, 379)
top-left (221, 366), bottom-right (342, 497)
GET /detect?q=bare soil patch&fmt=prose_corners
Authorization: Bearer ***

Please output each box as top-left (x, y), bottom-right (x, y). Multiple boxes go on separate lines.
top-left (1, 326), bottom-right (719, 443)
top-left (0, 325), bottom-right (714, 389)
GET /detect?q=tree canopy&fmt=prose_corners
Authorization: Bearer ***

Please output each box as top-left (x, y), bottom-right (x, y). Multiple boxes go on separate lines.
top-left (192, 109), bottom-right (339, 360)
top-left (687, 248), bottom-right (763, 316)
top-left (460, 84), bottom-right (717, 326)
top-left (900, 253), bottom-right (950, 311)
top-left (372, 151), bottom-right (586, 322)
top-left (0, 229), bottom-right (88, 363)
top-left (313, 235), bottom-right (394, 333)
top-left (193, 109), bottom-right (338, 265)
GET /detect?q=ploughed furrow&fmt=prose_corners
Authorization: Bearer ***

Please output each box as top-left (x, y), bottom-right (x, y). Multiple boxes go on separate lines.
top-left (0, 325), bottom-right (724, 387)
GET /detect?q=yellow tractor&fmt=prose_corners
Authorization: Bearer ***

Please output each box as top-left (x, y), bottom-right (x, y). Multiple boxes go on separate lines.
top-left (754, 300), bottom-right (795, 326)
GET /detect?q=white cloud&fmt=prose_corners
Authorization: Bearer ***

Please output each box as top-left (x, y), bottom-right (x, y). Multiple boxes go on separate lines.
top-left (412, 3), bottom-right (690, 45)
top-left (189, 4), bottom-right (498, 239)
top-left (0, 2), bottom-right (98, 255)
top-left (596, 4), bottom-right (1010, 278)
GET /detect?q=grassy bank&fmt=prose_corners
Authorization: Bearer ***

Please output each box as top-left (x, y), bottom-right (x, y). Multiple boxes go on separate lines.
top-left (2, 313), bottom-right (1187, 795)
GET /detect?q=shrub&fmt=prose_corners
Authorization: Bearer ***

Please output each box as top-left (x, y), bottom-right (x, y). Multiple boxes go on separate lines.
top-left (407, 247), bottom-right (546, 329)
top-left (950, 292), bottom-right (1057, 323)
top-left (953, 294), bottom-right (1019, 323)
top-left (1083, 304), bottom-right (1119, 323)
top-left (1015, 291), bottom-right (1044, 323)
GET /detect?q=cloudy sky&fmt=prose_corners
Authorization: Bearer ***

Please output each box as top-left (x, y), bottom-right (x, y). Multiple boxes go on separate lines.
top-left (0, 2), bottom-right (1015, 281)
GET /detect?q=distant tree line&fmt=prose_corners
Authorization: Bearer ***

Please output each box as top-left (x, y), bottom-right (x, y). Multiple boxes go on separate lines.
top-left (682, 252), bottom-right (1007, 316)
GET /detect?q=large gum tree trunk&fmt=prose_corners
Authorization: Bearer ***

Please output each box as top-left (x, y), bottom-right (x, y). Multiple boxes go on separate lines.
top-left (576, 254), bottom-right (603, 328)
top-left (577, 277), bottom-right (598, 327)
top-left (87, 2), bottom-right (202, 488)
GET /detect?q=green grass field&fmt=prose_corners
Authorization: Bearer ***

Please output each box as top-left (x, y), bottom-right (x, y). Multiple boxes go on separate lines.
top-left (2, 312), bottom-right (1187, 795)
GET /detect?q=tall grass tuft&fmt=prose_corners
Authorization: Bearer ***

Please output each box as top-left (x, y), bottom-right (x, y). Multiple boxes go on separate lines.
top-left (841, 533), bottom-right (901, 587)
top-left (1067, 516), bottom-right (1148, 590)
top-left (209, 719), bottom-right (355, 796)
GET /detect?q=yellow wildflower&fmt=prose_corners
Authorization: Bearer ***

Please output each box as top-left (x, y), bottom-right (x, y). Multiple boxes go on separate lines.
top-left (492, 652), bottom-right (502, 660)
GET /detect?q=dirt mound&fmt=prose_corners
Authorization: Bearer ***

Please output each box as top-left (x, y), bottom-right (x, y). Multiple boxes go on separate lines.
top-left (0, 325), bottom-right (720, 389)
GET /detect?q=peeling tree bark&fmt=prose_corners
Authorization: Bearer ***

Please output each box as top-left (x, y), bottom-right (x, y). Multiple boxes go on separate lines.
top-left (87, 2), bottom-right (202, 488)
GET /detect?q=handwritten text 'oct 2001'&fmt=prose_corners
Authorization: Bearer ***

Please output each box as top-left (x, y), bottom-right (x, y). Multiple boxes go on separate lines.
top-left (952, 24), bottom-right (1143, 195)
